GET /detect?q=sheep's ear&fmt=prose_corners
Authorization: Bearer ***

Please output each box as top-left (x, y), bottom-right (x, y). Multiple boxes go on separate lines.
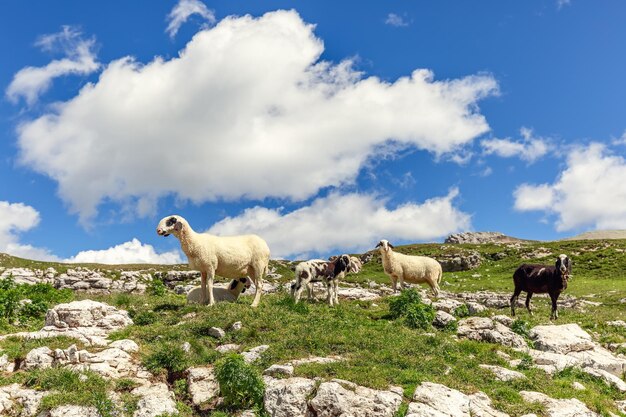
top-left (242, 287), bottom-right (246, 293)
top-left (174, 221), bottom-right (183, 232)
top-left (388, 243), bottom-right (394, 249)
top-left (375, 242), bottom-right (382, 248)
top-left (229, 280), bottom-right (237, 290)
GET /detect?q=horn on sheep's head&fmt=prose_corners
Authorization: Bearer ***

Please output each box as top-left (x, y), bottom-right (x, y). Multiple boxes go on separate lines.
top-left (157, 215), bottom-right (184, 237)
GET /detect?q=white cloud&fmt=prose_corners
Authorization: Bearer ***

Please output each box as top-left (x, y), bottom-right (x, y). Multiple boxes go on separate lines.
top-left (65, 238), bottom-right (182, 264)
top-left (17, 10), bottom-right (497, 224)
top-left (481, 127), bottom-right (550, 163)
top-left (0, 201), bottom-right (60, 261)
top-left (166, 0), bottom-right (216, 38)
top-left (385, 13), bottom-right (410, 27)
top-left (612, 130), bottom-right (626, 146)
top-left (6, 26), bottom-right (99, 106)
top-left (208, 189), bottom-right (470, 259)
top-left (513, 143), bottom-right (626, 231)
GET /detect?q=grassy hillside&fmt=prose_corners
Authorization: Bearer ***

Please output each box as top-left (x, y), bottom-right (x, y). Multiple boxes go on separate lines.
top-left (1, 238), bottom-right (625, 416)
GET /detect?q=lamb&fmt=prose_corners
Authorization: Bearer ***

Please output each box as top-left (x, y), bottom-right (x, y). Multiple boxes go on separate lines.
top-left (510, 254), bottom-right (571, 320)
top-left (186, 277), bottom-right (252, 304)
top-left (329, 255), bottom-right (362, 273)
top-left (375, 239), bottom-right (442, 296)
top-left (291, 255), bottom-right (351, 306)
top-left (157, 215), bottom-right (270, 307)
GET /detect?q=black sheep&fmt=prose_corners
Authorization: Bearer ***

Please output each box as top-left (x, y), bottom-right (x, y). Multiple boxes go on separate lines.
top-left (510, 254), bottom-right (572, 320)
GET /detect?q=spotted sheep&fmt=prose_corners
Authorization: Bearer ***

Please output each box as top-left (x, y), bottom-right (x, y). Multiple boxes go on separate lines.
top-left (510, 254), bottom-right (572, 320)
top-left (291, 255), bottom-right (351, 306)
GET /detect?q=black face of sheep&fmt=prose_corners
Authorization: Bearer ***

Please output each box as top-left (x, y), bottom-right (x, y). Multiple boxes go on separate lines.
top-left (510, 254), bottom-right (571, 320)
top-left (332, 255), bottom-right (351, 277)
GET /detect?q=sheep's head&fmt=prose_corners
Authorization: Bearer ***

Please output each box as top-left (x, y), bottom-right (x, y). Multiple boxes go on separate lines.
top-left (556, 254), bottom-right (571, 278)
top-left (229, 277), bottom-right (252, 293)
top-left (157, 215), bottom-right (185, 237)
top-left (375, 239), bottom-right (394, 252)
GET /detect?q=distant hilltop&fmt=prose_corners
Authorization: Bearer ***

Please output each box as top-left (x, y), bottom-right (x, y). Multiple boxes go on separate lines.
top-left (444, 231), bottom-right (531, 244)
top-left (561, 229), bottom-right (626, 241)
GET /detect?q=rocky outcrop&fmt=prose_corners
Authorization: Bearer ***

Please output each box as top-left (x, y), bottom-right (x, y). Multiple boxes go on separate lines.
top-left (530, 324), bottom-right (595, 354)
top-left (0, 300), bottom-right (133, 346)
top-left (308, 379), bottom-right (403, 417)
top-left (408, 382), bottom-right (508, 417)
top-left (0, 384), bottom-right (48, 416)
top-left (187, 367), bottom-right (219, 406)
top-left (132, 383), bottom-right (178, 417)
top-left (445, 232), bottom-right (524, 245)
top-left (457, 317), bottom-right (527, 349)
top-left (263, 377), bottom-right (317, 417)
top-left (437, 251), bottom-right (482, 272)
top-left (519, 391), bottom-right (599, 416)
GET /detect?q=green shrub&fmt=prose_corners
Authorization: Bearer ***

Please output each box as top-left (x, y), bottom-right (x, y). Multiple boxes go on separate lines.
top-left (453, 304), bottom-right (470, 318)
top-left (148, 278), bottom-right (167, 296)
top-left (388, 289), bottom-right (435, 330)
top-left (214, 354), bottom-right (264, 410)
top-left (0, 278), bottom-right (72, 326)
top-left (511, 319), bottom-right (531, 338)
top-left (143, 343), bottom-right (188, 376)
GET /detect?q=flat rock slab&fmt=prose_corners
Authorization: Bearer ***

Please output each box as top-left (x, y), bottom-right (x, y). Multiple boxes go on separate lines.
top-left (408, 382), bottom-right (508, 417)
top-left (520, 391), bottom-right (598, 417)
top-left (567, 346), bottom-right (626, 377)
top-left (457, 317), bottom-right (527, 349)
top-left (309, 379), bottom-right (402, 417)
top-left (582, 367), bottom-right (626, 392)
top-left (529, 324), bottom-right (595, 355)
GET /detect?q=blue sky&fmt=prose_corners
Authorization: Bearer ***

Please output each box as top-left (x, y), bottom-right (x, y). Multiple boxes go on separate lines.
top-left (1, 1), bottom-right (625, 263)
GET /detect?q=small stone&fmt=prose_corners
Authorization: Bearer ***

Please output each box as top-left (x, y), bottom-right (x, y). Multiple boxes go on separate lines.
top-left (208, 327), bottom-right (226, 339)
top-left (479, 364), bottom-right (526, 381)
top-left (181, 342), bottom-right (191, 353)
top-left (263, 364), bottom-right (294, 377)
top-left (216, 344), bottom-right (241, 354)
top-left (242, 345), bottom-right (269, 363)
top-left (572, 381), bottom-right (586, 390)
top-left (231, 321), bottom-right (243, 331)
top-left (433, 310), bottom-right (456, 328)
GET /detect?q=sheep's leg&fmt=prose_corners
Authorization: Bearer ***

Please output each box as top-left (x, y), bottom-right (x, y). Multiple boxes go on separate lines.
top-left (397, 275), bottom-right (405, 291)
top-left (549, 293), bottom-right (559, 320)
top-left (250, 265), bottom-right (263, 308)
top-left (207, 270), bottom-right (215, 306)
top-left (326, 280), bottom-right (333, 306)
top-left (430, 279), bottom-right (440, 298)
top-left (510, 288), bottom-right (521, 316)
top-left (307, 282), bottom-right (314, 302)
top-left (391, 276), bottom-right (398, 292)
top-left (525, 292), bottom-right (533, 315)
top-left (201, 272), bottom-right (208, 305)
top-left (333, 279), bottom-right (339, 305)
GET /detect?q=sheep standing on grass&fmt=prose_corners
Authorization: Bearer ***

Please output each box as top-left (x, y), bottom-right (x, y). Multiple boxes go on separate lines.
top-left (187, 278), bottom-right (252, 304)
top-left (291, 255), bottom-right (351, 306)
top-left (376, 239), bottom-right (442, 296)
top-left (157, 215), bottom-right (270, 307)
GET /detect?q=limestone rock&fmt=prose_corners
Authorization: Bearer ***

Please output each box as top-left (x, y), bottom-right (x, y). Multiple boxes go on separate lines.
top-left (132, 383), bottom-right (178, 417)
top-left (187, 366), bottom-right (219, 406)
top-left (242, 345), bottom-right (269, 363)
top-left (288, 355), bottom-right (344, 366)
top-left (479, 364), bottom-right (526, 381)
top-left (433, 299), bottom-right (464, 314)
top-left (46, 405), bottom-right (100, 417)
top-left (433, 310), bottom-right (457, 328)
top-left (582, 367), bottom-right (626, 392)
top-left (22, 346), bottom-right (54, 370)
top-left (109, 339), bottom-right (140, 353)
top-left (568, 346), bottom-right (626, 377)
top-left (457, 317), bottom-right (527, 349)
top-left (408, 382), bottom-right (508, 417)
top-left (263, 376), bottom-right (316, 417)
top-left (216, 344), bottom-right (241, 354)
top-left (208, 327), bottom-right (226, 339)
top-left (530, 324), bottom-right (595, 354)
top-left (309, 379), bottom-right (402, 417)
top-left (264, 364), bottom-right (294, 377)
top-left (519, 391), bottom-right (598, 417)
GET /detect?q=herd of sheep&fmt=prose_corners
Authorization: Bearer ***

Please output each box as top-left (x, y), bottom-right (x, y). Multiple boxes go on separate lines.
top-left (156, 215), bottom-right (572, 319)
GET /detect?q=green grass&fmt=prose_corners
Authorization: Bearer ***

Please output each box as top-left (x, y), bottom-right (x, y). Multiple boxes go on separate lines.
top-left (1, 238), bottom-right (626, 416)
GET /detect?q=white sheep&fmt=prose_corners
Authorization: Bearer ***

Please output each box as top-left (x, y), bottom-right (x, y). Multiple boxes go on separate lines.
top-left (186, 278), bottom-right (252, 304)
top-left (376, 239), bottom-right (442, 296)
top-left (157, 215), bottom-right (270, 307)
